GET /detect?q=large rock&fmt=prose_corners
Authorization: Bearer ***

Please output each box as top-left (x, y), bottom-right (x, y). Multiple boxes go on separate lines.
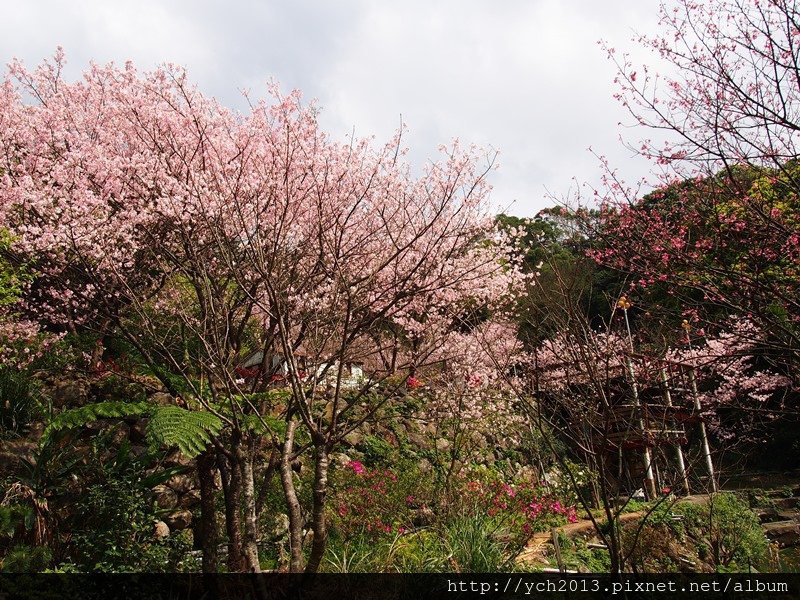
top-left (0, 440), bottom-right (37, 474)
top-left (165, 510), bottom-right (193, 531)
top-left (773, 498), bottom-right (800, 510)
top-left (153, 485), bottom-right (179, 509)
top-left (129, 419), bottom-right (148, 444)
top-left (164, 449), bottom-right (193, 468)
top-left (166, 474), bottom-right (196, 494)
top-left (53, 379), bottom-right (89, 408)
top-left (150, 392), bottom-right (174, 406)
top-left (179, 490), bottom-right (202, 509)
top-left (406, 430), bottom-right (428, 448)
top-left (343, 431), bottom-right (363, 448)
top-left (470, 431), bottom-right (488, 449)
top-left (329, 453), bottom-right (352, 468)
top-left (153, 520), bottom-right (170, 539)
top-left (763, 520), bottom-right (800, 547)
top-left (417, 458), bottom-right (433, 474)
top-left (109, 423), bottom-right (130, 446)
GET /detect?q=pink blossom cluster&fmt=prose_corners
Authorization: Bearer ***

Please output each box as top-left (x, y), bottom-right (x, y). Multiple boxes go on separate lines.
top-left (668, 319), bottom-right (792, 411)
top-left (0, 53), bottom-right (529, 393)
top-left (463, 477), bottom-right (579, 537)
top-left (331, 461), bottom-right (411, 539)
top-left (0, 311), bottom-right (61, 367)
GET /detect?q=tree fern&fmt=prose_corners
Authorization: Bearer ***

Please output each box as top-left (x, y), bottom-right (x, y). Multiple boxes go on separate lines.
top-left (40, 401), bottom-right (222, 459)
top-left (146, 406), bottom-right (222, 458)
top-left (41, 401), bottom-right (152, 445)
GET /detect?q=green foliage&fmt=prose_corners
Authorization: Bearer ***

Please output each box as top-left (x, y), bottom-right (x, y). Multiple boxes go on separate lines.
top-left (677, 493), bottom-right (768, 571)
top-left (29, 332), bottom-right (97, 373)
top-left (618, 493), bottom-right (768, 573)
top-left (388, 530), bottom-right (450, 573)
top-left (0, 368), bottom-right (41, 437)
top-left (495, 211), bottom-right (624, 346)
top-left (41, 401), bottom-right (223, 459)
top-left (1, 545), bottom-right (51, 572)
top-left (0, 505), bottom-right (29, 539)
top-left (63, 464), bottom-right (194, 572)
top-left (361, 435), bottom-right (395, 466)
top-left (621, 501), bottom-right (690, 573)
top-left (324, 535), bottom-right (389, 573)
top-left (145, 405), bottom-right (222, 458)
top-left (41, 401), bottom-right (152, 445)
top-left (442, 513), bottom-right (517, 572)
top-left (90, 374), bottom-right (148, 403)
top-left (551, 459), bottom-right (597, 507)
top-left (574, 540), bottom-right (612, 573)
top-left (0, 229), bottom-right (31, 308)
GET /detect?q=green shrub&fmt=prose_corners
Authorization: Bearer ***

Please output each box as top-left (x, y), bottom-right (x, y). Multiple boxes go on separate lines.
top-left (1, 545), bottom-right (51, 572)
top-left (64, 466), bottom-right (194, 572)
top-left (442, 513), bottom-right (516, 573)
top-left (361, 435), bottom-right (395, 466)
top-left (389, 529), bottom-right (449, 572)
top-left (688, 492), bottom-right (768, 571)
top-left (0, 369), bottom-right (42, 436)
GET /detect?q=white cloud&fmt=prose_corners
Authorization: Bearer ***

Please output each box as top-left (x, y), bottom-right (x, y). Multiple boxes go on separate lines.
top-left (1, 0), bottom-right (665, 216)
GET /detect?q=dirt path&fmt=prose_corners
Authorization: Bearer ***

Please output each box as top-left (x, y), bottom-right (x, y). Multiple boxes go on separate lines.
top-left (516, 495), bottom-right (711, 566)
top-left (516, 511), bottom-right (643, 565)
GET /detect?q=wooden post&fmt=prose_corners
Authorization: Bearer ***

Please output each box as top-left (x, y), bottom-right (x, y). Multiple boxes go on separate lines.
top-left (689, 368), bottom-right (718, 493)
top-left (626, 357), bottom-right (657, 500)
top-left (661, 368), bottom-right (690, 495)
top-left (551, 527), bottom-right (565, 573)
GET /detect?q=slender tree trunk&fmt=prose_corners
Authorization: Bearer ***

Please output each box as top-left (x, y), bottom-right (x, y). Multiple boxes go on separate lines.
top-left (239, 437), bottom-right (262, 572)
top-left (197, 449), bottom-right (219, 573)
top-left (280, 418), bottom-right (304, 572)
top-left (255, 446), bottom-right (280, 517)
top-left (219, 442), bottom-right (245, 572)
top-left (305, 441), bottom-right (330, 573)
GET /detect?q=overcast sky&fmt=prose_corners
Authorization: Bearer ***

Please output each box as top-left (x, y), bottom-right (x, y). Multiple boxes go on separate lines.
top-left (0, 0), bottom-right (665, 216)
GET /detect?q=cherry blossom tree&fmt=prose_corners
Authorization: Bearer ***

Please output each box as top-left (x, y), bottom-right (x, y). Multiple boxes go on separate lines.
top-left (590, 167), bottom-right (800, 374)
top-left (0, 53), bottom-right (526, 572)
top-left (595, 0), bottom-right (800, 376)
top-left (607, 0), bottom-right (800, 177)
top-left (667, 319), bottom-right (792, 443)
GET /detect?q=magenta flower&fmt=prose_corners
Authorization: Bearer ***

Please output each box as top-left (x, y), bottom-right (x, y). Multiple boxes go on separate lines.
top-left (347, 460), bottom-right (365, 475)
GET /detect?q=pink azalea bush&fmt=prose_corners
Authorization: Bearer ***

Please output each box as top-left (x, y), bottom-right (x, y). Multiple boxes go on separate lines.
top-left (329, 460), bottom-right (422, 539)
top-left (329, 460), bottom-right (577, 544)
top-left (456, 474), bottom-right (578, 540)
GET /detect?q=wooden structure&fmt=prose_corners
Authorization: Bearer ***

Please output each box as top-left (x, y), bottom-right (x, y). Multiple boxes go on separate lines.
top-left (597, 353), bottom-right (717, 498)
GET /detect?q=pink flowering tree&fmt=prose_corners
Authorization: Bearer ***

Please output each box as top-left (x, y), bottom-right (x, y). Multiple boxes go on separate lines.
top-left (667, 319), bottom-right (792, 443)
top-left (596, 0), bottom-right (800, 373)
top-left (0, 53), bottom-right (527, 572)
top-left (606, 0), bottom-right (800, 176)
top-left (411, 319), bottom-right (528, 501)
top-left (589, 168), bottom-right (800, 376)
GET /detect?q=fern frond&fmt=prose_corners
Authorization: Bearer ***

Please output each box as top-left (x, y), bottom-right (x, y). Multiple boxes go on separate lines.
top-left (40, 401), bottom-right (151, 446)
top-left (238, 413), bottom-right (287, 436)
top-left (146, 406), bottom-right (223, 459)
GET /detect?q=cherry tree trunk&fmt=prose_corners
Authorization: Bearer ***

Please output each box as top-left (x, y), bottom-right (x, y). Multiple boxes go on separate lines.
top-left (219, 444), bottom-right (245, 572)
top-left (280, 418), bottom-right (305, 572)
top-left (239, 439), bottom-right (262, 572)
top-left (305, 442), bottom-right (330, 574)
top-left (197, 449), bottom-right (219, 573)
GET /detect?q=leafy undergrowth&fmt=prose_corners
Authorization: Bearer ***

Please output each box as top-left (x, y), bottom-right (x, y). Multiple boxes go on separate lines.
top-left (321, 461), bottom-right (578, 573)
top-left (544, 492), bottom-right (772, 573)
